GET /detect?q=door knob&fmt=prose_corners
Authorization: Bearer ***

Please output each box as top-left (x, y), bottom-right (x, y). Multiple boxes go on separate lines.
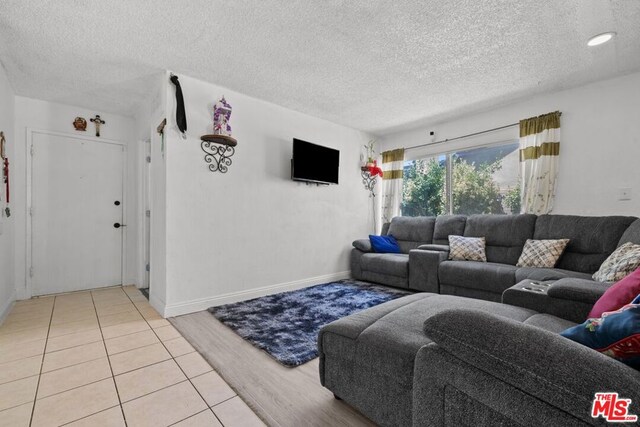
top-left (114, 201), bottom-right (121, 206)
top-left (114, 223), bottom-right (126, 228)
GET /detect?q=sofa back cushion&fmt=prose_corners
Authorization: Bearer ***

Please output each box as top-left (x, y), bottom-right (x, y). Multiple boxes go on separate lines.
top-left (464, 214), bottom-right (537, 265)
top-left (534, 215), bottom-right (637, 274)
top-left (618, 218), bottom-right (640, 247)
top-left (433, 215), bottom-right (467, 245)
top-left (381, 222), bottom-right (391, 236)
top-left (387, 216), bottom-right (436, 253)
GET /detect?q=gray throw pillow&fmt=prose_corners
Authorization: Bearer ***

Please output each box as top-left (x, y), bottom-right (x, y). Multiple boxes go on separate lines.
top-left (448, 235), bottom-right (487, 262)
top-left (516, 239), bottom-right (570, 268)
top-left (593, 242), bottom-right (640, 282)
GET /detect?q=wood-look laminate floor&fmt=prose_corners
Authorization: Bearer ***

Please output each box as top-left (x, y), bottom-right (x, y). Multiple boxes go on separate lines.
top-left (170, 311), bottom-right (376, 427)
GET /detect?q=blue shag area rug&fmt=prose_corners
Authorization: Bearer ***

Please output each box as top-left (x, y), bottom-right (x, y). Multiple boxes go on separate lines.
top-left (209, 280), bottom-right (410, 366)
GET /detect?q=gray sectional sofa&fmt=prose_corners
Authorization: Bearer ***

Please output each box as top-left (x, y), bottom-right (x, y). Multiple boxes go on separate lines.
top-left (320, 214), bottom-right (640, 426)
top-left (351, 214), bottom-right (640, 322)
top-left (319, 294), bottom-right (640, 426)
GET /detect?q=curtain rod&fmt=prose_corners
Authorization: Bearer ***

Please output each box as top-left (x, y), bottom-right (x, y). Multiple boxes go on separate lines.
top-left (405, 122), bottom-right (518, 151)
top-left (405, 111), bottom-right (562, 151)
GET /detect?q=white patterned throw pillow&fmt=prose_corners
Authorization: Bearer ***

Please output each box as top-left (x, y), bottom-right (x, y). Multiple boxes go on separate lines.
top-left (448, 235), bottom-right (487, 262)
top-left (516, 239), bottom-right (570, 268)
top-left (593, 242), bottom-right (640, 282)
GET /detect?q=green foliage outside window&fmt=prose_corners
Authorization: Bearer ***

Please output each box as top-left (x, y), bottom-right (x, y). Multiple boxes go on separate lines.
top-left (401, 158), bottom-right (445, 216)
top-left (504, 184), bottom-right (522, 214)
top-left (451, 156), bottom-right (504, 215)
top-left (402, 152), bottom-right (520, 216)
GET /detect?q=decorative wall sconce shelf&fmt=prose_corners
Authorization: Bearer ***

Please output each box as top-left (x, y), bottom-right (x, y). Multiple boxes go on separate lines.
top-left (200, 134), bottom-right (237, 173)
top-left (361, 166), bottom-right (377, 197)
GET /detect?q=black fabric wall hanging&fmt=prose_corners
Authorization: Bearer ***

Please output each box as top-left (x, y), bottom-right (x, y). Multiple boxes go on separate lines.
top-left (170, 74), bottom-right (187, 136)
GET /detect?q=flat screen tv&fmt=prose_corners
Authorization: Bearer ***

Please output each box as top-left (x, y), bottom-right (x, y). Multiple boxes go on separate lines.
top-left (292, 138), bottom-right (339, 185)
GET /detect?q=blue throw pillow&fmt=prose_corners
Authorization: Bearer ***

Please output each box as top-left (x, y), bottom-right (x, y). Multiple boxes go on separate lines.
top-left (561, 294), bottom-right (640, 369)
top-left (369, 235), bottom-right (401, 254)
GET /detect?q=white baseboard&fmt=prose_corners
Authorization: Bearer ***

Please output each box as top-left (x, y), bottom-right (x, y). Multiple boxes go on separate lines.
top-left (163, 271), bottom-right (351, 318)
top-left (149, 293), bottom-right (167, 317)
top-left (0, 290), bottom-right (17, 325)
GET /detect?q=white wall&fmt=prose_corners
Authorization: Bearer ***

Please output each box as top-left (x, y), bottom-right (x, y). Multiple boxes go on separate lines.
top-left (132, 71), bottom-right (169, 313)
top-left (0, 62), bottom-right (16, 320)
top-left (159, 72), bottom-right (373, 316)
top-left (379, 71), bottom-right (640, 216)
top-left (13, 97), bottom-right (140, 299)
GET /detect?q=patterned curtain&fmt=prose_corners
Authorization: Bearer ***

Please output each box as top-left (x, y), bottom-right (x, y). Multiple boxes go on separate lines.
top-left (519, 111), bottom-right (561, 214)
top-left (380, 148), bottom-right (405, 223)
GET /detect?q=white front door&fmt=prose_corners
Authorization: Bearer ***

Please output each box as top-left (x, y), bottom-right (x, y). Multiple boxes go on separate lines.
top-left (31, 132), bottom-right (125, 296)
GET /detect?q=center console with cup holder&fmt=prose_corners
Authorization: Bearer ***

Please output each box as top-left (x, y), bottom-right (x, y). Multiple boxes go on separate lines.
top-left (502, 279), bottom-right (607, 323)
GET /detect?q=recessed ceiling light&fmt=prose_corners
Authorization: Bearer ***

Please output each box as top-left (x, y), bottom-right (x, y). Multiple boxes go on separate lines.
top-left (587, 32), bottom-right (616, 47)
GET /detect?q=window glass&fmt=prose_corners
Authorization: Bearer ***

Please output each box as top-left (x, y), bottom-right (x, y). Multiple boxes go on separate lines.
top-left (402, 155), bottom-right (446, 217)
top-left (452, 143), bottom-right (520, 215)
top-left (401, 142), bottom-right (520, 216)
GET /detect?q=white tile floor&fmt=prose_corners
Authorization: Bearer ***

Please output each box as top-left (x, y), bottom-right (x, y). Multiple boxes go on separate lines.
top-left (0, 286), bottom-right (265, 427)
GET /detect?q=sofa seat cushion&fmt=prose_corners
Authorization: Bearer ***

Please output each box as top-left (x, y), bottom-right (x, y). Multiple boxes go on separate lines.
top-left (439, 261), bottom-right (518, 294)
top-left (417, 244), bottom-right (449, 252)
top-left (515, 267), bottom-right (594, 283)
top-left (361, 271), bottom-right (409, 289)
top-left (321, 294), bottom-right (537, 389)
top-left (360, 253), bottom-right (409, 277)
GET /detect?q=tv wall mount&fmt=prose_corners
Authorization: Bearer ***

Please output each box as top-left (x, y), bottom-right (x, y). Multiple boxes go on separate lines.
top-left (200, 134), bottom-right (237, 173)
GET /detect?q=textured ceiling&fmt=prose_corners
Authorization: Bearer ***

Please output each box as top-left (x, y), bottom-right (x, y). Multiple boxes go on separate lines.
top-left (1, 1), bottom-right (639, 135)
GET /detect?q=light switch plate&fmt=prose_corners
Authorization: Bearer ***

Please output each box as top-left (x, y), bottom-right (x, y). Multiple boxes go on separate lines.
top-left (619, 187), bottom-right (632, 201)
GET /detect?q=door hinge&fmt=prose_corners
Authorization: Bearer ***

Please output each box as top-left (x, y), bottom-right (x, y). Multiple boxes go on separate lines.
top-left (29, 206), bottom-right (33, 216)
top-left (145, 210), bottom-right (151, 217)
top-left (30, 145), bottom-right (34, 156)
top-left (29, 267), bottom-right (34, 278)
top-left (146, 156), bottom-right (151, 163)
top-left (146, 264), bottom-right (150, 272)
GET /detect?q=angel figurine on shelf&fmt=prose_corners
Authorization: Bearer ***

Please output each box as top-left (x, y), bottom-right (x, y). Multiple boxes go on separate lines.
top-left (213, 96), bottom-right (232, 136)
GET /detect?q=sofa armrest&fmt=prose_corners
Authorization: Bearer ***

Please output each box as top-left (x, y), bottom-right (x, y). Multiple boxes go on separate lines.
top-left (419, 309), bottom-right (640, 423)
top-left (352, 238), bottom-right (372, 253)
top-left (417, 244), bottom-right (449, 252)
top-left (547, 278), bottom-right (611, 304)
top-left (409, 250), bottom-right (448, 293)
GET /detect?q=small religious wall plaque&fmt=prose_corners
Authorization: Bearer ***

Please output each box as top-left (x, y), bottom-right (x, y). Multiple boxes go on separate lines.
top-left (73, 117), bottom-right (87, 131)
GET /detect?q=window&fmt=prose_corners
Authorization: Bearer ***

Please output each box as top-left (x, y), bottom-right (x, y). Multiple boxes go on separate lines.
top-left (402, 141), bottom-right (520, 216)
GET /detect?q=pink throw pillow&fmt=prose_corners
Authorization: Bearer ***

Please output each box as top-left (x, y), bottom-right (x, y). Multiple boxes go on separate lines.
top-left (588, 268), bottom-right (640, 319)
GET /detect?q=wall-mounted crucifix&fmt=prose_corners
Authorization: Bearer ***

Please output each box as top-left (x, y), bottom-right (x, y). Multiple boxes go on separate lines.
top-left (90, 115), bottom-right (106, 137)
